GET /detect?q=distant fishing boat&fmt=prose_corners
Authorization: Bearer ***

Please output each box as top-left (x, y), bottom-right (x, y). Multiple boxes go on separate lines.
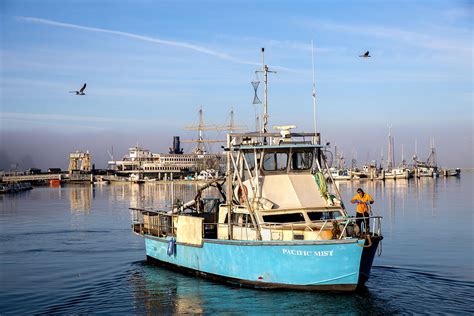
top-left (413, 139), bottom-right (439, 178)
top-left (413, 160), bottom-right (436, 177)
top-left (385, 144), bottom-right (413, 179)
top-left (384, 168), bottom-right (412, 180)
top-left (329, 146), bottom-right (351, 181)
top-left (349, 169), bottom-right (368, 179)
top-left (441, 168), bottom-right (461, 177)
top-left (131, 49), bottom-right (383, 291)
top-left (329, 167), bottom-right (352, 180)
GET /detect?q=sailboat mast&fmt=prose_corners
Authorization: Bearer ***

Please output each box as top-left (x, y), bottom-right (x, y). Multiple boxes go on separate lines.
top-left (401, 144), bottom-right (405, 166)
top-left (198, 107), bottom-right (203, 152)
top-left (387, 126), bottom-right (394, 169)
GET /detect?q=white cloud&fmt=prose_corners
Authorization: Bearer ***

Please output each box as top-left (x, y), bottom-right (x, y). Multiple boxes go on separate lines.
top-left (305, 19), bottom-right (472, 54)
top-left (16, 16), bottom-right (260, 66)
top-left (0, 112), bottom-right (157, 124)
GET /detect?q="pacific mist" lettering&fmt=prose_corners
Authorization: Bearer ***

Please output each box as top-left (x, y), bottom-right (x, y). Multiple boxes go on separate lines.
top-left (282, 249), bottom-right (334, 257)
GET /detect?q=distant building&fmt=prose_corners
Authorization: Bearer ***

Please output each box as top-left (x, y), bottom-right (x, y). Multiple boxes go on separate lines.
top-left (26, 168), bottom-right (42, 175)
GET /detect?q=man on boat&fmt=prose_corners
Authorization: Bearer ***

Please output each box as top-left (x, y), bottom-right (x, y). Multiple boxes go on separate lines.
top-left (351, 188), bottom-right (374, 234)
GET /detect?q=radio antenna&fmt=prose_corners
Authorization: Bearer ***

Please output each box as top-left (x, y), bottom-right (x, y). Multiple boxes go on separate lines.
top-left (255, 48), bottom-right (276, 133)
top-left (311, 40), bottom-right (317, 134)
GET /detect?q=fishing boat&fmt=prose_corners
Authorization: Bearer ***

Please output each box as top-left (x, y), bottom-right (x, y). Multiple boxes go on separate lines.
top-left (131, 49), bottom-right (383, 291)
top-left (349, 169), bottom-right (368, 179)
top-left (441, 168), bottom-right (461, 177)
top-left (329, 167), bottom-right (352, 181)
top-left (413, 160), bottom-right (436, 178)
top-left (384, 167), bottom-right (412, 180)
top-left (329, 147), bottom-right (351, 181)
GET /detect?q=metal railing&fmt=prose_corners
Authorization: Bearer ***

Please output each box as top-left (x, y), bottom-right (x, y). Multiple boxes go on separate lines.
top-left (131, 208), bottom-right (383, 241)
top-left (131, 208), bottom-right (175, 237)
top-left (261, 216), bottom-right (382, 240)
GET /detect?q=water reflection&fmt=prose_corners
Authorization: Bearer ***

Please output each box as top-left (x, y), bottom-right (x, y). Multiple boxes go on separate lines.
top-left (127, 262), bottom-right (398, 314)
top-left (129, 263), bottom-right (205, 315)
top-left (65, 182), bottom-right (217, 215)
top-left (106, 182), bottom-right (217, 210)
top-left (336, 178), bottom-right (441, 230)
top-left (69, 185), bottom-right (93, 212)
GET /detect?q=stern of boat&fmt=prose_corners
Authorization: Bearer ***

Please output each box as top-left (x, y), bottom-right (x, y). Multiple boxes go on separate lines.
top-left (358, 234), bottom-right (383, 286)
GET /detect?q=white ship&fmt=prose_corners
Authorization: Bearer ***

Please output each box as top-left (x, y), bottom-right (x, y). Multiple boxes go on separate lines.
top-left (108, 139), bottom-right (222, 181)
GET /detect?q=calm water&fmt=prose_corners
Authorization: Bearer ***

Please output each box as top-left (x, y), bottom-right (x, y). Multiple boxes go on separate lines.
top-left (1, 173), bottom-right (473, 314)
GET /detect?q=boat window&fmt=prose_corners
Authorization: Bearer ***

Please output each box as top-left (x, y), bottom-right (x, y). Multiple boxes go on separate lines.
top-left (307, 211), bottom-right (340, 221)
top-left (263, 152), bottom-right (288, 171)
top-left (262, 213), bottom-right (305, 223)
top-left (291, 151), bottom-right (313, 170)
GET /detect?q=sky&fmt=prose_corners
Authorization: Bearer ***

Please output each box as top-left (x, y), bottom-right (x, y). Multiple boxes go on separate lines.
top-left (0, 0), bottom-right (472, 170)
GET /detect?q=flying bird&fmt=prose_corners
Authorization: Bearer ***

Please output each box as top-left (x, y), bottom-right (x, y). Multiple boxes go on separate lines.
top-left (69, 83), bottom-right (87, 95)
top-left (359, 51), bottom-right (371, 58)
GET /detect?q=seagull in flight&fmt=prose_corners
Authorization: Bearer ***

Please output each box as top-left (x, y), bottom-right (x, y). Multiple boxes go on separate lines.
top-left (69, 83), bottom-right (87, 95)
top-left (359, 51), bottom-right (371, 58)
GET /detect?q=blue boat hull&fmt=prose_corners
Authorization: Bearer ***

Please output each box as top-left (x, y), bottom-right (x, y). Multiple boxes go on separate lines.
top-left (358, 235), bottom-right (383, 286)
top-left (144, 236), bottom-right (374, 291)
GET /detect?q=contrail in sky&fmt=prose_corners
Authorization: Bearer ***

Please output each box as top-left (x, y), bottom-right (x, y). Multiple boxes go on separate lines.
top-left (1, 112), bottom-right (157, 124)
top-left (16, 16), bottom-right (259, 66)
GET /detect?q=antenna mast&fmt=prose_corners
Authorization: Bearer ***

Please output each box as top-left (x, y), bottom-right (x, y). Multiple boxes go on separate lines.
top-left (256, 48), bottom-right (276, 133)
top-left (255, 114), bottom-right (260, 132)
top-left (263, 48), bottom-right (267, 132)
top-left (311, 40), bottom-right (317, 134)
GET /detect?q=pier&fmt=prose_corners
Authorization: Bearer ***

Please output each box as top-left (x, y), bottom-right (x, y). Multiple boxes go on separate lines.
top-left (0, 173), bottom-right (93, 183)
top-left (1, 173), bottom-right (63, 183)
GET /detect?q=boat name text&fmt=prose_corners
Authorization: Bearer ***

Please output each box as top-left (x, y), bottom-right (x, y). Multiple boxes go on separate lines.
top-left (282, 249), bottom-right (334, 257)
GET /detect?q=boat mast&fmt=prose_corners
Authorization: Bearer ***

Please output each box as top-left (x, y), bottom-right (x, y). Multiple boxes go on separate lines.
top-left (259, 48), bottom-right (275, 133)
top-left (230, 108), bottom-right (234, 131)
top-left (262, 48), bottom-right (267, 133)
top-left (387, 126), bottom-right (394, 170)
top-left (427, 138), bottom-right (438, 167)
top-left (226, 133), bottom-right (233, 240)
top-left (218, 107), bottom-right (245, 133)
top-left (311, 40), bottom-right (317, 134)
top-left (196, 107), bottom-right (204, 153)
top-left (183, 106), bottom-right (223, 154)
top-left (401, 144), bottom-right (406, 167)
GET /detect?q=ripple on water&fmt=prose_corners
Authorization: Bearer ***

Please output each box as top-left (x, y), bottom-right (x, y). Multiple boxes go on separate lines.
top-left (3, 259), bottom-right (471, 314)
